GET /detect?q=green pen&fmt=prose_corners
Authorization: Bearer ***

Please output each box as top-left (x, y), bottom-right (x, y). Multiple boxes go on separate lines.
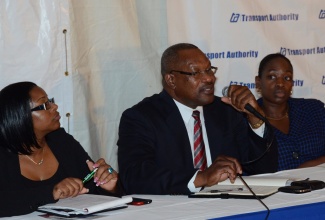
top-left (82, 167), bottom-right (99, 183)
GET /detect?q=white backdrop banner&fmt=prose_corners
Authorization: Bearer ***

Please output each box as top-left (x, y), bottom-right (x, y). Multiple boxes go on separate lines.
top-left (0, 0), bottom-right (324, 170)
top-left (167, 0), bottom-right (325, 99)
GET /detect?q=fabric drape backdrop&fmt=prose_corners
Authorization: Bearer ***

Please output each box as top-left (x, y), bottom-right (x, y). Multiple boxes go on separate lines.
top-left (1, 0), bottom-right (324, 170)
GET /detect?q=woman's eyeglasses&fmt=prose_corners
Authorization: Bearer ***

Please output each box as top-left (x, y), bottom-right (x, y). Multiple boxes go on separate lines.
top-left (31, 98), bottom-right (55, 112)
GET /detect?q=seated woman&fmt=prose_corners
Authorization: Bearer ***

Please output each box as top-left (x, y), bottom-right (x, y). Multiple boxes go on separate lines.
top-left (255, 53), bottom-right (325, 171)
top-left (0, 82), bottom-right (121, 217)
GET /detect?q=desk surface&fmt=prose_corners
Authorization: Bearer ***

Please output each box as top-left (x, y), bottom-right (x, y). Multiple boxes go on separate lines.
top-left (4, 164), bottom-right (325, 220)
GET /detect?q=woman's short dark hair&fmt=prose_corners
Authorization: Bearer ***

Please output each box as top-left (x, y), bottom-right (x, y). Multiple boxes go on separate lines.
top-left (258, 53), bottom-right (293, 77)
top-left (0, 81), bottom-right (40, 155)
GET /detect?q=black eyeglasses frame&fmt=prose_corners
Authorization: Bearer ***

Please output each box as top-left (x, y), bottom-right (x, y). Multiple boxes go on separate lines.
top-left (169, 66), bottom-right (218, 77)
top-left (31, 97), bottom-right (55, 112)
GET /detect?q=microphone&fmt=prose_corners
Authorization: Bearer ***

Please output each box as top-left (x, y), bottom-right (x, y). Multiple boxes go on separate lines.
top-left (222, 86), bottom-right (265, 121)
top-left (222, 86), bottom-right (274, 166)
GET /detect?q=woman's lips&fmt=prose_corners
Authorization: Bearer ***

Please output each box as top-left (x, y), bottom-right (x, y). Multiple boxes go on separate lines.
top-left (54, 114), bottom-right (61, 121)
top-left (274, 90), bottom-right (286, 98)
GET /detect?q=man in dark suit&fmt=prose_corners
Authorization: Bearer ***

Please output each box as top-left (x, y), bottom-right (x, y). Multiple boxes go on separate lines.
top-left (118, 43), bottom-right (277, 195)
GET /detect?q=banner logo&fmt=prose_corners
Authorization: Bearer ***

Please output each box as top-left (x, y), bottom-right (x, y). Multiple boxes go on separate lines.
top-left (293, 80), bottom-right (304, 87)
top-left (279, 46), bottom-right (325, 56)
top-left (227, 80), bottom-right (304, 88)
top-left (319, 10), bottom-right (325, 19)
top-left (229, 81), bottom-right (256, 89)
top-left (230, 13), bottom-right (240, 22)
top-left (230, 13), bottom-right (299, 22)
top-left (206, 50), bottom-right (258, 59)
top-left (280, 47), bottom-right (287, 56)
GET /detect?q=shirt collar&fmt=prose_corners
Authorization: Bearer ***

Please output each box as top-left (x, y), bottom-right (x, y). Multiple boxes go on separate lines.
top-left (173, 99), bottom-right (203, 123)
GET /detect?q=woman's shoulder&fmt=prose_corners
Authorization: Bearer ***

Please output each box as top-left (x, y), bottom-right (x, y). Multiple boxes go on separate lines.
top-left (0, 145), bottom-right (15, 161)
top-left (46, 127), bottom-right (74, 141)
top-left (289, 98), bottom-right (325, 121)
top-left (46, 128), bottom-right (82, 152)
top-left (289, 98), bottom-right (324, 109)
top-left (46, 128), bottom-right (89, 160)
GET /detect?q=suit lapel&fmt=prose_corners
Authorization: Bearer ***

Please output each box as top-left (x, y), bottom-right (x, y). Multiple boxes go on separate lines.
top-left (203, 99), bottom-right (224, 160)
top-left (160, 91), bottom-right (194, 169)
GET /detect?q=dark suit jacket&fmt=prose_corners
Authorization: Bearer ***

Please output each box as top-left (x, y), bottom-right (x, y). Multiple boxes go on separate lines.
top-left (117, 90), bottom-right (277, 195)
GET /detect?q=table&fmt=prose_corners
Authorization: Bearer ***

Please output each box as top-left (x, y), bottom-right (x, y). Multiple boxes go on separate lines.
top-left (4, 164), bottom-right (325, 220)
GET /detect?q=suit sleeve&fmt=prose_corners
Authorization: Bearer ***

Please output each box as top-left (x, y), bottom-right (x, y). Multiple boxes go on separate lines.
top-left (243, 120), bottom-right (278, 174)
top-left (204, 99), bottom-right (278, 176)
top-left (118, 108), bottom-right (194, 195)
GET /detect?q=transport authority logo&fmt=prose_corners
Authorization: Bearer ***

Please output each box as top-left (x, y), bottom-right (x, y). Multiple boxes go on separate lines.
top-left (230, 12), bottom-right (298, 22)
top-left (320, 10), bottom-right (325, 19)
top-left (280, 48), bottom-right (286, 56)
top-left (230, 13), bottom-right (240, 22)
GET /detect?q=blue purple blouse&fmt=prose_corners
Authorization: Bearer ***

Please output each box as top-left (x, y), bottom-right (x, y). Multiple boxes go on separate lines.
top-left (258, 98), bottom-right (325, 171)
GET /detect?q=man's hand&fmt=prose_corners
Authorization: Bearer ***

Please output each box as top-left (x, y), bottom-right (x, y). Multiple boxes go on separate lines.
top-left (194, 155), bottom-right (242, 188)
top-left (221, 85), bottom-right (264, 127)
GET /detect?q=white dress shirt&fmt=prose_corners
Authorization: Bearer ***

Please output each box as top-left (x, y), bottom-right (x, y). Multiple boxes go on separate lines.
top-left (173, 99), bottom-right (265, 192)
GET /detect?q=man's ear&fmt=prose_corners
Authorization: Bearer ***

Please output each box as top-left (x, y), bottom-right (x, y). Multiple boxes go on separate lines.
top-left (255, 76), bottom-right (261, 90)
top-left (164, 73), bottom-right (176, 89)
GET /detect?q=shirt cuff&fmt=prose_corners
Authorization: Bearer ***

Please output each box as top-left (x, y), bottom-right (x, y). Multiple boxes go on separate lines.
top-left (187, 170), bottom-right (202, 192)
top-left (250, 122), bottom-right (265, 137)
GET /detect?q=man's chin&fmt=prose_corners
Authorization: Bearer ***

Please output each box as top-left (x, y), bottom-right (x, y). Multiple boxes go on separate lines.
top-left (199, 96), bottom-right (215, 106)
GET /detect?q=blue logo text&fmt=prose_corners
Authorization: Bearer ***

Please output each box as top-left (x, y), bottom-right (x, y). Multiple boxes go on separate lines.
top-left (319, 10), bottom-right (325, 19)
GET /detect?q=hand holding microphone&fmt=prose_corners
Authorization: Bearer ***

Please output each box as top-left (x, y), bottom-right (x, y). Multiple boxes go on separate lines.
top-left (221, 85), bottom-right (266, 128)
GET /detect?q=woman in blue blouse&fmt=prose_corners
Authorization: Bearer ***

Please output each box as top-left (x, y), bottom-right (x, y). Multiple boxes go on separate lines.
top-left (255, 53), bottom-right (325, 171)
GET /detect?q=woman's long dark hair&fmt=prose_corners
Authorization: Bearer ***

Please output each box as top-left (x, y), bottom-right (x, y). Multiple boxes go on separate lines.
top-left (0, 81), bottom-right (41, 155)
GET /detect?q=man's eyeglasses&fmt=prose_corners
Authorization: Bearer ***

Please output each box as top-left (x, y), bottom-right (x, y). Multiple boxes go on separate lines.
top-left (170, 66), bottom-right (218, 77)
top-left (31, 98), bottom-right (55, 112)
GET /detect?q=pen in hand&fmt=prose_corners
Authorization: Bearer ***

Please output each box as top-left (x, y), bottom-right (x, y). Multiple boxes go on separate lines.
top-left (82, 167), bottom-right (99, 184)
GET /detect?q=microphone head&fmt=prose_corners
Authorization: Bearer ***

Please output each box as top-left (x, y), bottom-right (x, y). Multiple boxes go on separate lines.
top-left (222, 86), bottom-right (229, 97)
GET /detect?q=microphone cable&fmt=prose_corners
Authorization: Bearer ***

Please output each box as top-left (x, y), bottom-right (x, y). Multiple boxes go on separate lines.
top-left (241, 122), bottom-right (274, 166)
top-left (238, 174), bottom-right (270, 220)
top-left (222, 86), bottom-right (275, 166)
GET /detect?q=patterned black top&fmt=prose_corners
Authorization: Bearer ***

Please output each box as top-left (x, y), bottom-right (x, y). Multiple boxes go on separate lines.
top-left (258, 98), bottom-right (325, 171)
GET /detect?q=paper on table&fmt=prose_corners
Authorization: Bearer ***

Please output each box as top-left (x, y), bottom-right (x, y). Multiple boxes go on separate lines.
top-left (190, 176), bottom-right (297, 198)
top-left (217, 176), bottom-right (294, 187)
top-left (38, 194), bottom-right (133, 216)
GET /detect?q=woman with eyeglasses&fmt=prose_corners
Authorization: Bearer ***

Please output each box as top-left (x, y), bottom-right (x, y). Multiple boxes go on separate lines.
top-left (0, 81), bottom-right (120, 217)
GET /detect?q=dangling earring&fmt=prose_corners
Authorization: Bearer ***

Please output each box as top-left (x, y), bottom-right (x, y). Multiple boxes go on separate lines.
top-left (290, 90), bottom-right (293, 95)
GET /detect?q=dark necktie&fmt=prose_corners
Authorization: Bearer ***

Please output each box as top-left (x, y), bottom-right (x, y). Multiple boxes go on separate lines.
top-left (192, 110), bottom-right (207, 171)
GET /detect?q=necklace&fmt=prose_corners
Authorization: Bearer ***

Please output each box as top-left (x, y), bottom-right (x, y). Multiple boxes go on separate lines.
top-left (266, 112), bottom-right (288, 121)
top-left (25, 147), bottom-right (45, 165)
